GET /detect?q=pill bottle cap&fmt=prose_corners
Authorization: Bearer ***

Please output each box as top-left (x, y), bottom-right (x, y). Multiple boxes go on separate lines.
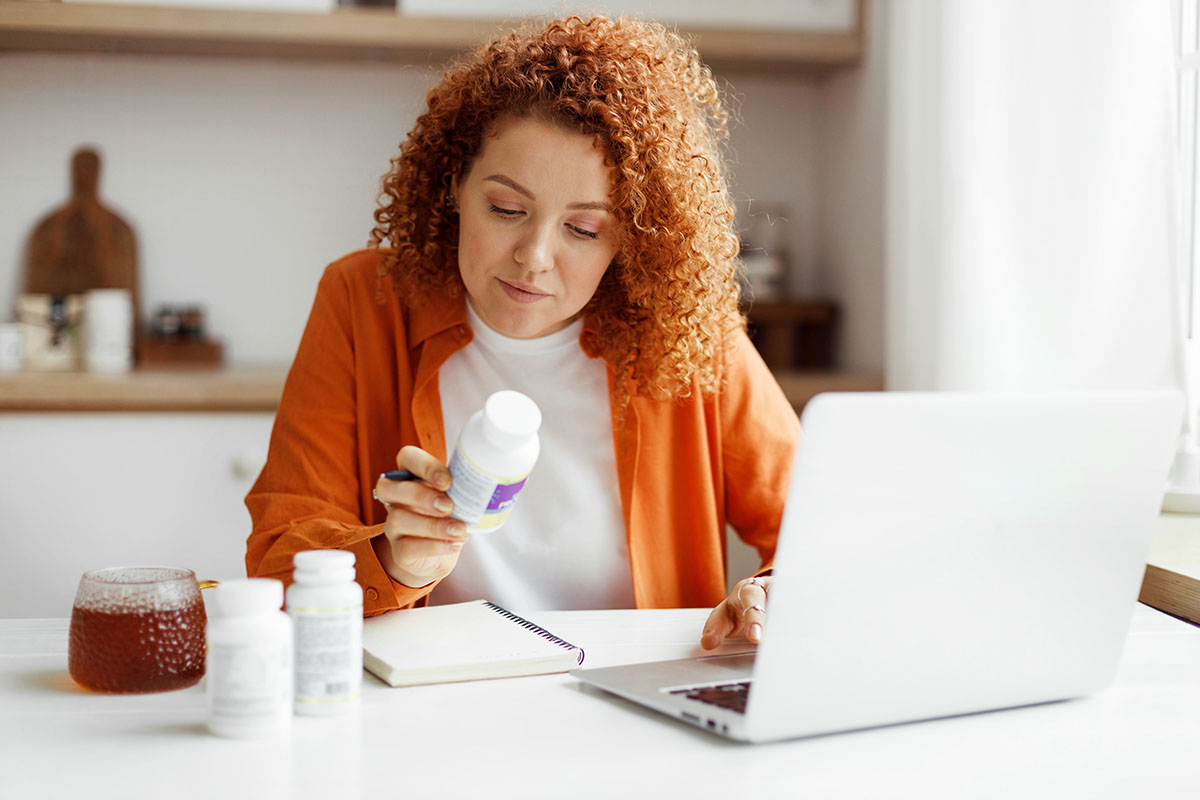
top-left (481, 390), bottom-right (542, 450)
top-left (293, 550), bottom-right (356, 584)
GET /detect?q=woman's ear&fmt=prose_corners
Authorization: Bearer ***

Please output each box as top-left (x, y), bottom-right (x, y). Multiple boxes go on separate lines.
top-left (448, 173), bottom-right (461, 210)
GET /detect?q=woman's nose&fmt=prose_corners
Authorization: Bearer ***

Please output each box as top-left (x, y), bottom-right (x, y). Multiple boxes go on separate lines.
top-left (513, 224), bottom-right (554, 272)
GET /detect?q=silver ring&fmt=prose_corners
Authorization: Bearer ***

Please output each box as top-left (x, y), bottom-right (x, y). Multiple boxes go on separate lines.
top-left (737, 576), bottom-right (767, 606)
top-left (372, 488), bottom-right (379, 501)
top-left (741, 604), bottom-right (766, 617)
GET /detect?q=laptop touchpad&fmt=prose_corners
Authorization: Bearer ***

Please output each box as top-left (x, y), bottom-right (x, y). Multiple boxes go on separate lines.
top-left (695, 653), bottom-right (756, 671)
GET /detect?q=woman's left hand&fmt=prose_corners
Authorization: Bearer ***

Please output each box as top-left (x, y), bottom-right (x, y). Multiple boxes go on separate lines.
top-left (700, 575), bottom-right (771, 650)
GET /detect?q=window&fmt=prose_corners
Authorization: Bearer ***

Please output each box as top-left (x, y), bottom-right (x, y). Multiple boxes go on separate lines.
top-left (1178, 0), bottom-right (1199, 341)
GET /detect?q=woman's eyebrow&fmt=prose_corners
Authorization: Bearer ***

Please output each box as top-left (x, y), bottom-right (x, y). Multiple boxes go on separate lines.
top-left (483, 173), bottom-right (610, 212)
top-left (567, 200), bottom-right (611, 212)
top-left (483, 174), bottom-right (533, 197)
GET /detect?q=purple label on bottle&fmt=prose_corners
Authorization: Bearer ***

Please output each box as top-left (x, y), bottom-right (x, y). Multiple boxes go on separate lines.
top-left (486, 478), bottom-right (527, 513)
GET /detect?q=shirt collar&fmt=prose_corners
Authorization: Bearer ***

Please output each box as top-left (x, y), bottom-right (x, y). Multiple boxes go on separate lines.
top-left (404, 287), bottom-right (469, 348)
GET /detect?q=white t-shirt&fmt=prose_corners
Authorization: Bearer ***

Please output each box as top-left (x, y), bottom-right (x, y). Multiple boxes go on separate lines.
top-left (431, 300), bottom-right (635, 611)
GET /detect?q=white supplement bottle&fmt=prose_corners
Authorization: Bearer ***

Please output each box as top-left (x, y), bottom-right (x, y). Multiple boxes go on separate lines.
top-left (206, 578), bottom-right (293, 739)
top-left (82, 288), bottom-right (133, 374)
top-left (447, 390), bottom-right (542, 533)
top-left (287, 550), bottom-right (363, 716)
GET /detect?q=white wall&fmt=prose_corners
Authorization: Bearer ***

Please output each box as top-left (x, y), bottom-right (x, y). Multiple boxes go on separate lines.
top-left (0, 51), bottom-right (867, 368)
top-left (818, 0), bottom-right (888, 376)
top-left (0, 414), bottom-right (275, 618)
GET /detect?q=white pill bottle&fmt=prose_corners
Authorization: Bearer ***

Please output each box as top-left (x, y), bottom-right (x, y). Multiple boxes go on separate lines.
top-left (286, 549), bottom-right (363, 716)
top-left (206, 578), bottom-right (293, 739)
top-left (447, 390), bottom-right (541, 533)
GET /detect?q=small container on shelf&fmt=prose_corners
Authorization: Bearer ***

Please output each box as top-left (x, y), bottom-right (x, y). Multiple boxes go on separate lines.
top-left (83, 289), bottom-right (134, 374)
top-left (16, 294), bottom-right (83, 372)
top-left (140, 302), bottom-right (224, 370)
top-left (0, 323), bottom-right (23, 373)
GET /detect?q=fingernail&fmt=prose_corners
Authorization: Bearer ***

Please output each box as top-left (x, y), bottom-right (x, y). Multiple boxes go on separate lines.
top-left (435, 470), bottom-right (451, 489)
top-left (434, 497), bottom-right (452, 513)
top-left (449, 541), bottom-right (465, 551)
top-left (448, 521), bottom-right (467, 537)
top-left (749, 623), bottom-right (762, 641)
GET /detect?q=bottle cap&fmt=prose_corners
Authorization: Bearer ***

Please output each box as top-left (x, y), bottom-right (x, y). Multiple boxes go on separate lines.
top-left (482, 390), bottom-right (542, 450)
top-left (294, 549), bottom-right (355, 571)
top-left (293, 550), bottom-right (356, 583)
top-left (215, 578), bottom-right (283, 616)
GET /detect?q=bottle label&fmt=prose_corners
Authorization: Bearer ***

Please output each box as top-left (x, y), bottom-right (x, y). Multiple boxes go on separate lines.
top-left (291, 605), bottom-right (362, 705)
top-left (208, 639), bottom-right (291, 719)
top-left (446, 447), bottom-right (530, 532)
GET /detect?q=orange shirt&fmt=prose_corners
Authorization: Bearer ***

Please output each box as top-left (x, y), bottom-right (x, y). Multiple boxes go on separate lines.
top-left (245, 250), bottom-right (800, 615)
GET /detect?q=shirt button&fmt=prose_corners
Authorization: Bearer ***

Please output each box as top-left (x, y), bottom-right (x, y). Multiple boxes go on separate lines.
top-left (365, 587), bottom-right (379, 601)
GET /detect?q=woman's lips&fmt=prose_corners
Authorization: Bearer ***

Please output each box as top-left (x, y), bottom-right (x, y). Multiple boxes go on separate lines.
top-left (498, 279), bottom-right (550, 304)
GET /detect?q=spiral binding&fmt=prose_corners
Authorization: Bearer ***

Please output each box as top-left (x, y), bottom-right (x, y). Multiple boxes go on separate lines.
top-left (483, 601), bottom-right (586, 665)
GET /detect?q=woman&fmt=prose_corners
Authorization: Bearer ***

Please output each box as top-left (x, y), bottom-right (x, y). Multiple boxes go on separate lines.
top-left (245, 15), bottom-right (800, 648)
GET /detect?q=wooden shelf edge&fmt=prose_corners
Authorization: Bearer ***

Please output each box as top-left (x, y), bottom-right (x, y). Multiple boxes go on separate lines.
top-left (0, 1), bottom-right (862, 69)
top-left (0, 365), bottom-right (287, 412)
top-left (1, 366), bottom-right (874, 413)
top-left (690, 27), bottom-right (861, 72)
top-left (0, 2), bottom-right (492, 61)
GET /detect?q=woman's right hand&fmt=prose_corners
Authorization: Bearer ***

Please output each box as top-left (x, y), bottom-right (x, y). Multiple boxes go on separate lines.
top-left (373, 445), bottom-right (468, 588)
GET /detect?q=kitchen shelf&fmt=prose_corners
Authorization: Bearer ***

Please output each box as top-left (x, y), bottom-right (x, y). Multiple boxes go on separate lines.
top-left (0, 364), bottom-right (287, 412)
top-left (0, 1), bottom-right (862, 71)
top-left (744, 299), bottom-right (840, 372)
top-left (0, 365), bottom-right (877, 413)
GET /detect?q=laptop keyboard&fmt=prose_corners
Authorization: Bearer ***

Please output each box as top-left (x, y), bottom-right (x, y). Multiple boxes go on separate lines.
top-left (670, 681), bottom-right (751, 714)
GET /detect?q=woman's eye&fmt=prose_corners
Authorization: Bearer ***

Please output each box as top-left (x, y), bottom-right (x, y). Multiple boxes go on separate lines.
top-left (568, 225), bottom-right (600, 240)
top-left (488, 204), bottom-right (522, 218)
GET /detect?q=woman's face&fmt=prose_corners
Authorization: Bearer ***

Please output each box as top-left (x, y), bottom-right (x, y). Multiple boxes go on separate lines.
top-left (453, 115), bottom-right (620, 339)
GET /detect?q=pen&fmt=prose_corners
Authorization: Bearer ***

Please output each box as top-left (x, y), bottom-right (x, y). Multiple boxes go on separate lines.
top-left (381, 470), bottom-right (418, 482)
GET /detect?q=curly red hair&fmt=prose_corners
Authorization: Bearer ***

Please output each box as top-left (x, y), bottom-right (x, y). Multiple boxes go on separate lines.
top-left (369, 15), bottom-right (744, 403)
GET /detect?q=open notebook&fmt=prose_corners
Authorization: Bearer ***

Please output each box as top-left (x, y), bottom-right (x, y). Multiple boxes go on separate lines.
top-left (362, 599), bottom-right (584, 687)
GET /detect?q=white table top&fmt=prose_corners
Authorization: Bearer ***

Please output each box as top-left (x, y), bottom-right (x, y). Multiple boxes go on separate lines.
top-left (2, 606), bottom-right (1198, 800)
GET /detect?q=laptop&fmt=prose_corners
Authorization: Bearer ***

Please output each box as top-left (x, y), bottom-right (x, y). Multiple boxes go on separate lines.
top-left (571, 391), bottom-right (1183, 743)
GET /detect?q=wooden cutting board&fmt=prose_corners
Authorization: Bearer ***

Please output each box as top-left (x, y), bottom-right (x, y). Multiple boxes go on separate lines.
top-left (22, 147), bottom-right (141, 330)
